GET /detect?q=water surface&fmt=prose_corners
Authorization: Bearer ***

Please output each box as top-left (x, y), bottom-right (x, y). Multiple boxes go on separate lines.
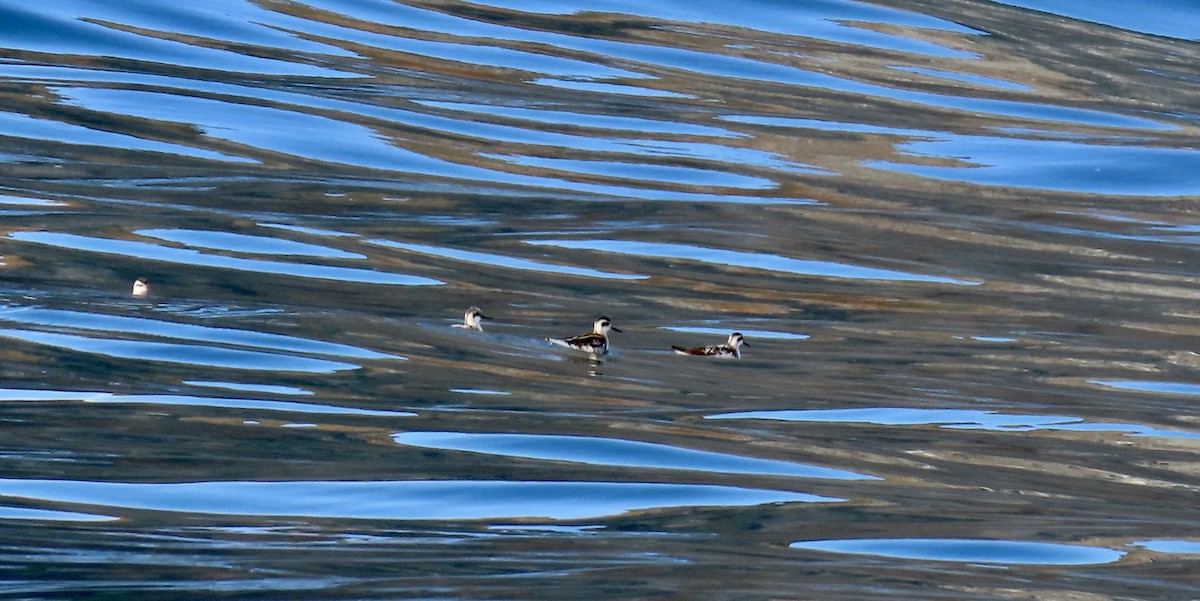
top-left (1, 0), bottom-right (1198, 599)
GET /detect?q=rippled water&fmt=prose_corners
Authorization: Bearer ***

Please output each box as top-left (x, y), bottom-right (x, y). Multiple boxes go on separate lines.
top-left (1, 0), bottom-right (1199, 598)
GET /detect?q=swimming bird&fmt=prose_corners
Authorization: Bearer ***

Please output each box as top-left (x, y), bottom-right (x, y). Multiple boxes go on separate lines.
top-left (547, 316), bottom-right (621, 354)
top-left (451, 306), bottom-right (491, 331)
top-left (131, 277), bottom-right (149, 297)
top-left (672, 332), bottom-right (748, 358)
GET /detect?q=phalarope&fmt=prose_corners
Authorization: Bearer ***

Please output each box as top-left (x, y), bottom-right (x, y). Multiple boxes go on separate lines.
top-left (451, 306), bottom-right (491, 331)
top-left (547, 316), bottom-right (621, 354)
top-left (131, 277), bottom-right (149, 297)
top-left (672, 332), bottom-right (748, 358)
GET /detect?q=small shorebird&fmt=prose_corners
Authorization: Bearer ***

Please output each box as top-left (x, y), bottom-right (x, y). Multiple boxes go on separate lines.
top-left (451, 306), bottom-right (491, 331)
top-left (131, 278), bottom-right (149, 297)
top-left (672, 332), bottom-right (748, 359)
top-left (547, 316), bottom-right (621, 354)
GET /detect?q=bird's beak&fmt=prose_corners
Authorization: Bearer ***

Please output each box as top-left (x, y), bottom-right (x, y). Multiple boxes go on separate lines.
top-left (480, 314), bottom-right (493, 320)
top-left (742, 340), bottom-right (749, 346)
top-left (611, 326), bottom-right (622, 333)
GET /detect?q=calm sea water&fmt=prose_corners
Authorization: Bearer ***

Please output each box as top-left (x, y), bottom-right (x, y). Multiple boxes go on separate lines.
top-left (1, 1), bottom-right (1198, 598)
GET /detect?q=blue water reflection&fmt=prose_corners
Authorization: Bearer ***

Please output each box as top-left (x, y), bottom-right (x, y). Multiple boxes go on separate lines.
top-left (484, 154), bottom-right (787, 189)
top-left (46, 85), bottom-right (794, 202)
top-left (296, 0), bottom-right (1144, 134)
top-left (417, 101), bottom-right (743, 138)
top-left (0, 478), bottom-right (834, 520)
top-left (1091, 380), bottom-right (1200, 396)
top-left (393, 431), bottom-right (877, 480)
top-left (137, 229), bottom-right (365, 259)
top-left (0, 0), bottom-right (352, 76)
top-left (96, 395), bottom-right (414, 417)
top-left (791, 538), bottom-right (1124, 565)
top-left (369, 240), bottom-right (647, 280)
top-left (994, 0), bottom-right (1200, 40)
top-left (0, 388), bottom-right (412, 417)
top-left (723, 115), bottom-right (1188, 194)
top-left (0, 505), bottom-right (116, 522)
top-left (0, 386), bottom-right (408, 415)
top-left (0, 329), bottom-right (359, 373)
top-left (475, 0), bottom-right (979, 55)
top-left (1131, 540), bottom-right (1200, 554)
top-left (9, 232), bottom-right (441, 286)
top-left (0, 307), bottom-right (394, 359)
top-left (185, 381), bottom-right (315, 396)
top-left (873, 135), bottom-right (1200, 196)
top-left (526, 239), bottom-right (975, 284)
top-left (706, 407), bottom-right (1200, 440)
top-left (0, 110), bottom-right (251, 162)
top-left (54, 88), bottom-right (443, 171)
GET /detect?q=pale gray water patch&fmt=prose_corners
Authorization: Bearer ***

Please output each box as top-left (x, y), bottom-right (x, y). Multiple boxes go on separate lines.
top-left (367, 240), bottom-right (647, 281)
top-left (136, 229), bottom-right (365, 259)
top-left (0, 110), bottom-right (254, 163)
top-left (706, 407), bottom-right (1200, 440)
top-left (0, 479), bottom-right (834, 521)
top-left (393, 432), bottom-right (877, 480)
top-left (871, 135), bottom-right (1200, 195)
top-left (0, 330), bottom-right (359, 373)
top-left (791, 538), bottom-right (1124, 565)
top-left (0, 505), bottom-right (117, 522)
top-left (660, 326), bottom-right (809, 340)
top-left (184, 381), bottom-right (314, 396)
top-left (9, 232), bottom-right (442, 286)
top-left (0, 307), bottom-right (395, 359)
top-left (525, 239), bottom-right (976, 284)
